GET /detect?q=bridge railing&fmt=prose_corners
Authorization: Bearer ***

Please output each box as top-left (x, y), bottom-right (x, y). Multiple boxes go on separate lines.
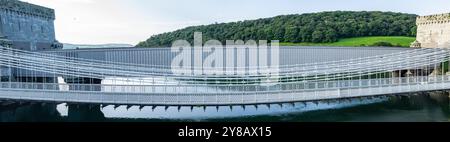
top-left (1, 47), bottom-right (449, 86)
top-left (1, 46), bottom-right (450, 105)
top-left (1, 76), bottom-right (450, 106)
top-left (1, 76), bottom-right (450, 94)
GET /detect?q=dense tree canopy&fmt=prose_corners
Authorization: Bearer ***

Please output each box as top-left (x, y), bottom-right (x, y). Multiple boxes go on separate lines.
top-left (137, 11), bottom-right (417, 47)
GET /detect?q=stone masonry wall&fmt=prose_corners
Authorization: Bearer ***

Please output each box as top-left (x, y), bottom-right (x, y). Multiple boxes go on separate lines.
top-left (0, 0), bottom-right (61, 50)
top-left (413, 13), bottom-right (450, 48)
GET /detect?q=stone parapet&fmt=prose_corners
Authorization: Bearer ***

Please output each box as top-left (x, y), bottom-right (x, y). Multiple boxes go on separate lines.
top-left (416, 13), bottom-right (450, 26)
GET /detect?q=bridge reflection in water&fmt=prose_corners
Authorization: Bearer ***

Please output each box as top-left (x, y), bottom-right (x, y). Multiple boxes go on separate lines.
top-left (0, 46), bottom-right (450, 107)
top-left (0, 91), bottom-right (448, 121)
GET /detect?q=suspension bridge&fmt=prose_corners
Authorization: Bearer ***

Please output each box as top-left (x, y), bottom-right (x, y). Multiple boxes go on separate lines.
top-left (1, 46), bottom-right (450, 106)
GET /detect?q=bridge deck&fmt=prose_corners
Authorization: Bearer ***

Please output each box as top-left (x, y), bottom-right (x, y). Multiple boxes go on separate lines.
top-left (1, 76), bottom-right (449, 105)
top-left (1, 47), bottom-right (450, 106)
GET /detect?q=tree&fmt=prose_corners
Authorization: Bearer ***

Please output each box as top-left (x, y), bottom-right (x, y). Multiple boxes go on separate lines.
top-left (284, 26), bottom-right (299, 42)
top-left (136, 11), bottom-right (417, 47)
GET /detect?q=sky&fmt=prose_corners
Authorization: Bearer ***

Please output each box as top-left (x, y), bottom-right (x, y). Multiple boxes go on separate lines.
top-left (21, 0), bottom-right (450, 45)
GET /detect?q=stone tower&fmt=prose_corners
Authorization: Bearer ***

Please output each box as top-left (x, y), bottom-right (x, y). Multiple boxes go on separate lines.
top-left (0, 0), bottom-right (62, 50)
top-left (412, 13), bottom-right (450, 48)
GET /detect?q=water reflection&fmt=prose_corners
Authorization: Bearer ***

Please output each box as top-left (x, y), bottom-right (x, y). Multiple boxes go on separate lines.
top-left (1, 91), bottom-right (449, 122)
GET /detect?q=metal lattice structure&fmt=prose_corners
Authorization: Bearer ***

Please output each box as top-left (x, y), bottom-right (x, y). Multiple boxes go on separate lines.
top-left (1, 46), bottom-right (450, 106)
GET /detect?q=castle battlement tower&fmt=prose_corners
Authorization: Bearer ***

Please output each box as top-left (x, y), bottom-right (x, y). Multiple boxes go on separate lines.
top-left (0, 0), bottom-right (62, 50)
top-left (411, 13), bottom-right (450, 48)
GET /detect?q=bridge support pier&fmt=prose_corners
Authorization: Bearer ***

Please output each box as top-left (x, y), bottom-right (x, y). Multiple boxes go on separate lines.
top-left (428, 91), bottom-right (449, 105)
top-left (67, 104), bottom-right (105, 122)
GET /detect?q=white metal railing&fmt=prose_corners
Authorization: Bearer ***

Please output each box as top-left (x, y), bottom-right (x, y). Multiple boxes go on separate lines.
top-left (0, 76), bottom-right (448, 93)
top-left (0, 47), bottom-right (448, 83)
top-left (1, 47), bottom-right (450, 105)
top-left (1, 76), bottom-right (450, 105)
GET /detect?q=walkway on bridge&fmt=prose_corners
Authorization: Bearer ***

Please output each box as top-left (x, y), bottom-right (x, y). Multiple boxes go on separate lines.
top-left (1, 46), bottom-right (450, 106)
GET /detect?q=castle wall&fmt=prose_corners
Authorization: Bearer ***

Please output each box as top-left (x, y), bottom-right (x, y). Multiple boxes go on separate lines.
top-left (0, 0), bottom-right (60, 50)
top-left (414, 13), bottom-right (450, 48)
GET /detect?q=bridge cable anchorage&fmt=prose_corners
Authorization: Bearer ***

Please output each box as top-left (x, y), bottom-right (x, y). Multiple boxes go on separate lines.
top-left (1, 47), bottom-right (450, 106)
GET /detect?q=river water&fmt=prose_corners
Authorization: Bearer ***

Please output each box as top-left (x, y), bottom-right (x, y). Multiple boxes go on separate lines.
top-left (0, 91), bottom-right (449, 122)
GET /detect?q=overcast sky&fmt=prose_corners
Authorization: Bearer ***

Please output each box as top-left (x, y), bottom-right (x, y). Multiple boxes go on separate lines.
top-left (22, 0), bottom-right (450, 45)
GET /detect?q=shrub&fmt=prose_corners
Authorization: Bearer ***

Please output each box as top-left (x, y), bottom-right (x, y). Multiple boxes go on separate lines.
top-left (371, 42), bottom-right (394, 47)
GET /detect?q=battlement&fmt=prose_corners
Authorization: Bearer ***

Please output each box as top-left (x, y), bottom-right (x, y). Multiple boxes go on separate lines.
top-left (0, 0), bottom-right (55, 19)
top-left (416, 13), bottom-right (450, 25)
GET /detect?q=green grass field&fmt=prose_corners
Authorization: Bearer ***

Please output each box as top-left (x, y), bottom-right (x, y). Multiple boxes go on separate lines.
top-left (280, 36), bottom-right (416, 47)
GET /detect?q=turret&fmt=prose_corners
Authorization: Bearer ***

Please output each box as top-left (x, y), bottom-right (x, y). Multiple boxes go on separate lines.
top-left (0, 0), bottom-right (62, 50)
top-left (412, 13), bottom-right (450, 48)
